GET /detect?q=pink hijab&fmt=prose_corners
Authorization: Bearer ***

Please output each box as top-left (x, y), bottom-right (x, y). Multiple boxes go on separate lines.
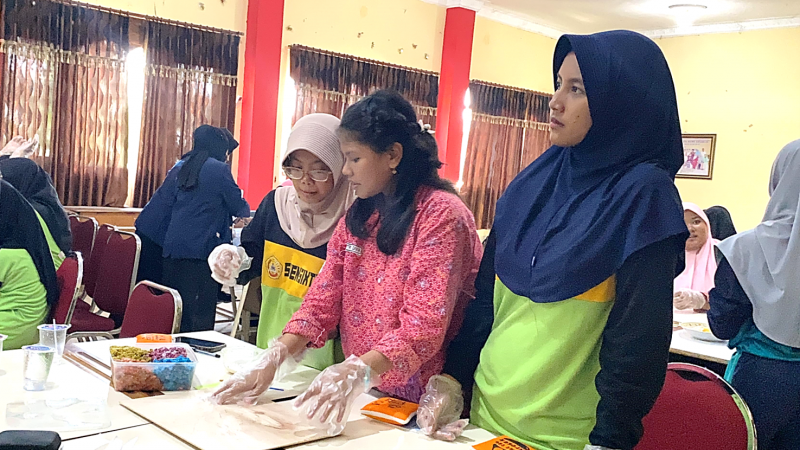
top-left (675, 202), bottom-right (719, 293)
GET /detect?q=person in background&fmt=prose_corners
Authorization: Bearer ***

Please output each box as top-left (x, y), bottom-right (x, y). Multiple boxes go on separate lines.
top-left (0, 180), bottom-right (58, 349)
top-left (674, 202), bottom-right (718, 312)
top-left (444, 31), bottom-right (688, 450)
top-left (0, 157), bottom-right (72, 270)
top-left (212, 90), bottom-right (482, 440)
top-left (135, 125), bottom-right (249, 332)
top-left (708, 139), bottom-right (800, 450)
top-left (209, 113), bottom-right (354, 369)
top-left (704, 205), bottom-right (737, 240)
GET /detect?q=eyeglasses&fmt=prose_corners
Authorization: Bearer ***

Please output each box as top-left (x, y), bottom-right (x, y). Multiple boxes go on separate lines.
top-left (283, 167), bottom-right (332, 182)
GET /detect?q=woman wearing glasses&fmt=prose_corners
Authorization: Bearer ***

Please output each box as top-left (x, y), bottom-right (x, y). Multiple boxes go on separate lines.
top-left (211, 113), bottom-right (353, 370)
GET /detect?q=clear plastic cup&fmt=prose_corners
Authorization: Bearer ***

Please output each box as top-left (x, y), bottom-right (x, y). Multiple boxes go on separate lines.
top-left (22, 345), bottom-right (55, 391)
top-left (38, 324), bottom-right (71, 358)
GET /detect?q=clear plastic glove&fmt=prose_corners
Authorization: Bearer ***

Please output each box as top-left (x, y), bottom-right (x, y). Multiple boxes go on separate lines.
top-left (673, 288), bottom-right (707, 310)
top-left (0, 136), bottom-right (25, 157)
top-left (210, 339), bottom-right (291, 405)
top-left (584, 446), bottom-right (620, 450)
top-left (417, 375), bottom-right (469, 441)
top-left (208, 244), bottom-right (250, 288)
top-left (10, 135), bottom-right (38, 158)
top-left (293, 355), bottom-right (379, 436)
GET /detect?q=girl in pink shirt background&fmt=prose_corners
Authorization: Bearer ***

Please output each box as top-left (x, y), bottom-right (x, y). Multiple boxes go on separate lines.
top-left (212, 90), bottom-right (482, 439)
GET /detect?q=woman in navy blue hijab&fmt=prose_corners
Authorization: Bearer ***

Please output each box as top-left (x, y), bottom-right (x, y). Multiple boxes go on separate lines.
top-left (440, 31), bottom-right (688, 450)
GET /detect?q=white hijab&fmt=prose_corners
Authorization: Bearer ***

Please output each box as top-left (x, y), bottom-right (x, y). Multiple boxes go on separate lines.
top-left (274, 114), bottom-right (354, 249)
top-left (717, 139), bottom-right (800, 348)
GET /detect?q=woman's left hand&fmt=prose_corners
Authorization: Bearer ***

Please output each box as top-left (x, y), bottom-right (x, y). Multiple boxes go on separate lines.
top-left (673, 289), bottom-right (706, 310)
top-left (293, 355), bottom-right (379, 436)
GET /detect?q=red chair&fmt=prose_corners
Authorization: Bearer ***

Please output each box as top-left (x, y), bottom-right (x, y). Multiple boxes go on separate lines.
top-left (53, 252), bottom-right (83, 325)
top-left (83, 223), bottom-right (115, 300)
top-left (636, 363), bottom-right (756, 450)
top-left (70, 229), bottom-right (140, 333)
top-left (68, 215), bottom-right (97, 263)
top-left (118, 281), bottom-right (183, 338)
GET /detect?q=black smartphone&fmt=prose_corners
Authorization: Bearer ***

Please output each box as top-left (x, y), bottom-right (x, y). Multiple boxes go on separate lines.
top-left (174, 337), bottom-right (227, 353)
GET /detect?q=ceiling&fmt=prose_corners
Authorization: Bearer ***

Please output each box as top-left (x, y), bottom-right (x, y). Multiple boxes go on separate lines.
top-left (437, 0), bottom-right (800, 37)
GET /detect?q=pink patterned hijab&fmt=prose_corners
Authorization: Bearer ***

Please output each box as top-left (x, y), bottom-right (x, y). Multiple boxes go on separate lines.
top-left (675, 202), bottom-right (719, 293)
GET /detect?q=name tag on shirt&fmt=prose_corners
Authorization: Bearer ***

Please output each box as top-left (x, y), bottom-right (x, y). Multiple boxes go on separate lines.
top-left (345, 243), bottom-right (362, 256)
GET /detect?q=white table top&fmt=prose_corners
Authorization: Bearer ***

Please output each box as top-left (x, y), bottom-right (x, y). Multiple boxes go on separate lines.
top-left (670, 312), bottom-right (735, 364)
top-left (61, 392), bottom-right (500, 450)
top-left (0, 331), bottom-right (318, 442)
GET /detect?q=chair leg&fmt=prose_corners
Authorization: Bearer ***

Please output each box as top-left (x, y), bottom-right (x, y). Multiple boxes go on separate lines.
top-left (241, 311), bottom-right (250, 342)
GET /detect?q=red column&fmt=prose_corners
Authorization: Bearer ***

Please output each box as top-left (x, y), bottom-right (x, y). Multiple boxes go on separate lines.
top-left (238, 0), bottom-right (284, 206)
top-left (435, 7), bottom-right (476, 182)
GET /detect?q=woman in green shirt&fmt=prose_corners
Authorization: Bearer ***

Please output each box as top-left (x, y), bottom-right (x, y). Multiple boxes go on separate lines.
top-left (0, 157), bottom-right (71, 269)
top-left (0, 180), bottom-right (58, 349)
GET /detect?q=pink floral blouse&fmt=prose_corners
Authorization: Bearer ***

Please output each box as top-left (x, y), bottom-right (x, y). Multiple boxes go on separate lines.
top-left (283, 186), bottom-right (482, 402)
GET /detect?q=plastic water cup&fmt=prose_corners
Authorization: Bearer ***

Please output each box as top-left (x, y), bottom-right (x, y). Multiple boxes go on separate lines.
top-left (22, 345), bottom-right (55, 391)
top-left (38, 324), bottom-right (71, 358)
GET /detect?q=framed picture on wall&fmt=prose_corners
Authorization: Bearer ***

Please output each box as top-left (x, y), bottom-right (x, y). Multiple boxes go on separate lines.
top-left (678, 134), bottom-right (717, 180)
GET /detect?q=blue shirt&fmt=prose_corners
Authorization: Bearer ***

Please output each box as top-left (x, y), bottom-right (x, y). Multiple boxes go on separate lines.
top-left (708, 257), bottom-right (800, 363)
top-left (135, 159), bottom-right (250, 260)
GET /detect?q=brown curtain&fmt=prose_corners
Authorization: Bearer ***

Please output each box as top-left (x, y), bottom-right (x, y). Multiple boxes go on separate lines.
top-left (1, 0), bottom-right (130, 206)
top-left (289, 45), bottom-right (438, 127)
top-left (461, 81), bottom-right (552, 229)
top-left (132, 22), bottom-right (238, 208)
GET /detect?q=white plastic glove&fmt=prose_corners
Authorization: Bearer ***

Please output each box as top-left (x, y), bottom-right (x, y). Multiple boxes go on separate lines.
top-left (210, 339), bottom-right (295, 405)
top-left (673, 288), bottom-right (707, 310)
top-left (0, 136), bottom-right (25, 157)
top-left (584, 446), bottom-right (621, 450)
top-left (417, 375), bottom-right (469, 441)
top-left (293, 355), bottom-right (379, 436)
top-left (208, 244), bottom-right (251, 288)
top-left (10, 135), bottom-right (38, 158)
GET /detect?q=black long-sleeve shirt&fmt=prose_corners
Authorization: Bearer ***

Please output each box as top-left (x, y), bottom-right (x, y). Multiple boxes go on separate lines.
top-left (445, 229), bottom-right (682, 450)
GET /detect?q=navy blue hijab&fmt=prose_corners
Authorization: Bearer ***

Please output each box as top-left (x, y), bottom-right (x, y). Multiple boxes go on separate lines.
top-left (494, 30), bottom-right (688, 303)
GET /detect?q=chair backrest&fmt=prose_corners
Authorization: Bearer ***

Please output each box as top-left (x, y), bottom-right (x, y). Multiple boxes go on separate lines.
top-left (242, 277), bottom-right (262, 315)
top-left (53, 252), bottom-right (84, 325)
top-left (119, 280), bottom-right (183, 338)
top-left (92, 230), bottom-right (141, 317)
top-left (83, 223), bottom-right (115, 299)
top-left (68, 215), bottom-right (98, 261)
top-left (636, 363), bottom-right (756, 450)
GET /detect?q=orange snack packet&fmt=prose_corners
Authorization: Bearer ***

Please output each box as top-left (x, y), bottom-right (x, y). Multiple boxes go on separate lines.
top-left (360, 397), bottom-right (419, 426)
top-left (136, 333), bottom-right (173, 343)
top-left (473, 436), bottom-right (537, 450)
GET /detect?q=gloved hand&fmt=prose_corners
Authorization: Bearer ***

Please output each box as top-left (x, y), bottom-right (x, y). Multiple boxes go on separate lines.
top-left (673, 288), bottom-right (707, 310)
top-left (10, 135), bottom-right (38, 159)
top-left (0, 136), bottom-right (25, 157)
top-left (208, 244), bottom-right (250, 288)
top-left (584, 446), bottom-right (621, 450)
top-left (210, 339), bottom-right (291, 405)
top-left (417, 375), bottom-right (469, 441)
top-left (293, 355), bottom-right (379, 436)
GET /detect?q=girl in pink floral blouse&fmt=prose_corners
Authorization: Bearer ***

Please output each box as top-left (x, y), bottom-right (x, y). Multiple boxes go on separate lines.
top-left (213, 91), bottom-right (481, 437)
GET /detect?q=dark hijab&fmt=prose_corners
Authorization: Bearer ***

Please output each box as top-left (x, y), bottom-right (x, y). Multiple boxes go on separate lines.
top-left (0, 157), bottom-right (72, 253)
top-left (704, 206), bottom-right (737, 240)
top-left (493, 30), bottom-right (688, 303)
top-left (0, 179), bottom-right (59, 309)
top-left (177, 125), bottom-right (239, 191)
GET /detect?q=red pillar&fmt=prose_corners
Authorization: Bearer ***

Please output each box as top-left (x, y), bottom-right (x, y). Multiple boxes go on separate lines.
top-left (435, 7), bottom-right (476, 182)
top-left (238, 0), bottom-right (284, 206)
